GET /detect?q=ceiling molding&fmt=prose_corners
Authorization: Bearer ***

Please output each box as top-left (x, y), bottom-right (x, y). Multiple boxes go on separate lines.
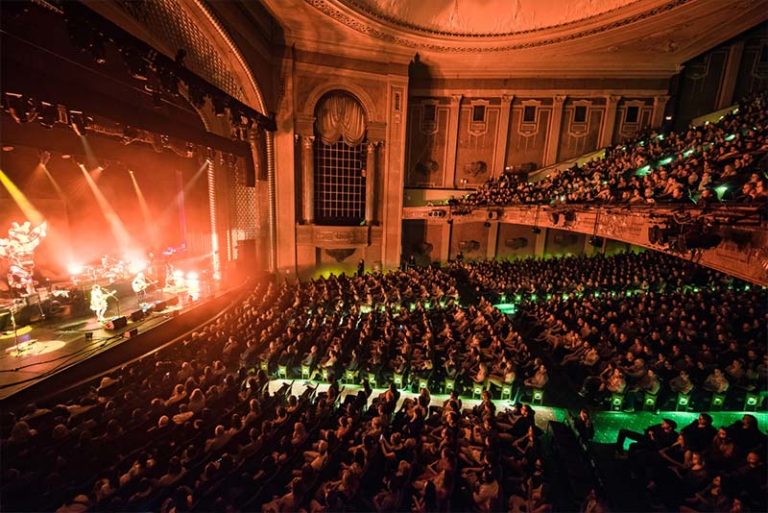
top-left (304, 0), bottom-right (689, 52)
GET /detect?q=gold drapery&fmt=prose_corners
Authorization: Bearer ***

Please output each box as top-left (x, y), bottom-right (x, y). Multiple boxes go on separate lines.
top-left (315, 94), bottom-right (366, 146)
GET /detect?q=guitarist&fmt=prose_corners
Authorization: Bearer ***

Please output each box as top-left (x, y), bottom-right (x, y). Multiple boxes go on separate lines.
top-left (90, 284), bottom-right (115, 322)
top-left (132, 271), bottom-right (153, 306)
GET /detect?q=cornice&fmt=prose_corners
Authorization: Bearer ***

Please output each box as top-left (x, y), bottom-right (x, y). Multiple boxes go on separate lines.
top-left (304, 0), bottom-right (690, 53)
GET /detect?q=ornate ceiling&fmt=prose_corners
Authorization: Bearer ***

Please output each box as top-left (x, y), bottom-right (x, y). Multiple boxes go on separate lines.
top-left (337, 0), bottom-right (639, 37)
top-left (260, 0), bottom-right (768, 78)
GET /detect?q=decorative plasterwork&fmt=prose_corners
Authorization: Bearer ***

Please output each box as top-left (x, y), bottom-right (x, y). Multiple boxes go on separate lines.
top-left (338, 0), bottom-right (640, 38)
top-left (303, 0), bottom-right (690, 52)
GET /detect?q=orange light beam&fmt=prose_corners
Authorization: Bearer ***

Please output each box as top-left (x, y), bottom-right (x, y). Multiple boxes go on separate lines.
top-left (38, 164), bottom-right (67, 201)
top-left (77, 163), bottom-right (133, 251)
top-left (128, 170), bottom-right (157, 247)
top-left (0, 168), bottom-right (45, 225)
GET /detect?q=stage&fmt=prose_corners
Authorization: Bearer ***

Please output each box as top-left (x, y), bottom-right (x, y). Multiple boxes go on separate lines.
top-left (0, 285), bottom-right (228, 403)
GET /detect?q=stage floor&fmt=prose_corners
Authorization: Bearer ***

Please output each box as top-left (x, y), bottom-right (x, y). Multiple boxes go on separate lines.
top-left (0, 290), bottom-right (199, 401)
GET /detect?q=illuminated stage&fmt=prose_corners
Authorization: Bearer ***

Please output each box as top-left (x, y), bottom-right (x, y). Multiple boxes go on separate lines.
top-left (0, 286), bottom-right (227, 404)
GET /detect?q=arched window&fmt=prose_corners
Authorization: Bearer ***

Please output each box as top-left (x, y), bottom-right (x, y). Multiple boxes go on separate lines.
top-left (313, 92), bottom-right (367, 225)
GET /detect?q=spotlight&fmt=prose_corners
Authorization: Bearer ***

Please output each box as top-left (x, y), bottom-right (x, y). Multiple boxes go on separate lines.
top-left (5, 93), bottom-right (35, 123)
top-left (38, 102), bottom-right (58, 128)
top-left (2, 145), bottom-right (14, 152)
top-left (69, 110), bottom-right (92, 136)
top-left (39, 151), bottom-right (51, 166)
top-left (67, 263), bottom-right (83, 275)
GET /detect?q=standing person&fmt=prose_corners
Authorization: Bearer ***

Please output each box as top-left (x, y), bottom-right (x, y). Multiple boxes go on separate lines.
top-left (90, 284), bottom-right (110, 322)
top-left (132, 271), bottom-right (151, 306)
top-left (357, 259), bottom-right (365, 277)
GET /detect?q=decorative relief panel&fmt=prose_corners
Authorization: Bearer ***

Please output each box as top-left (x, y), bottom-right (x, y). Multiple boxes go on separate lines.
top-left (505, 100), bottom-right (549, 171)
top-left (456, 100), bottom-right (499, 187)
top-left (296, 224), bottom-right (372, 248)
top-left (406, 100), bottom-right (451, 186)
top-left (449, 222), bottom-right (489, 260)
top-left (558, 101), bottom-right (603, 161)
top-left (614, 99), bottom-right (652, 142)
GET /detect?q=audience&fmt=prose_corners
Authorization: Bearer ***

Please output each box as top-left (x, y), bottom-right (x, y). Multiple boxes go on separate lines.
top-left (0, 249), bottom-right (764, 512)
top-left (456, 91), bottom-right (768, 208)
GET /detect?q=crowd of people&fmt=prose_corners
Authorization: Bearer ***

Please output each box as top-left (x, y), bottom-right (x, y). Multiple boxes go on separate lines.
top-left (457, 252), bottom-right (766, 412)
top-left (457, 91), bottom-right (768, 207)
top-left (0, 251), bottom-right (764, 512)
top-left (618, 413), bottom-right (765, 512)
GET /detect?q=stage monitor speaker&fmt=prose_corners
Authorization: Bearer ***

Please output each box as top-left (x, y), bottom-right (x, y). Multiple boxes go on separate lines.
top-left (130, 310), bottom-right (145, 322)
top-left (126, 328), bottom-right (139, 338)
top-left (85, 332), bottom-right (93, 341)
top-left (154, 301), bottom-right (167, 311)
top-left (105, 316), bottom-right (128, 330)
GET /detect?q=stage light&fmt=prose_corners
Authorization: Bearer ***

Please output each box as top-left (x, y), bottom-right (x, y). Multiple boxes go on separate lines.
top-left (38, 102), bottom-right (58, 128)
top-left (68, 263), bottom-right (83, 276)
top-left (186, 271), bottom-right (199, 281)
top-left (2, 146), bottom-right (14, 152)
top-left (69, 110), bottom-right (92, 136)
top-left (5, 93), bottom-right (35, 123)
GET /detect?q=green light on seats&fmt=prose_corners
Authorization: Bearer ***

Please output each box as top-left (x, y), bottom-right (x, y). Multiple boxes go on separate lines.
top-left (745, 393), bottom-right (758, 407)
top-left (500, 294), bottom-right (506, 302)
top-left (683, 148), bottom-right (695, 158)
top-left (514, 294), bottom-right (522, 302)
top-left (714, 184), bottom-right (729, 200)
top-left (424, 302), bottom-right (431, 310)
top-left (725, 134), bottom-right (736, 141)
top-left (635, 165), bottom-right (652, 176)
top-left (594, 291), bottom-right (601, 297)
top-left (546, 294), bottom-right (552, 300)
top-left (360, 305), bottom-right (372, 313)
top-left (745, 285), bottom-right (751, 291)
top-left (494, 303), bottom-right (518, 315)
top-left (562, 293), bottom-right (570, 300)
top-left (658, 156), bottom-right (674, 166)
top-left (638, 141), bottom-right (645, 146)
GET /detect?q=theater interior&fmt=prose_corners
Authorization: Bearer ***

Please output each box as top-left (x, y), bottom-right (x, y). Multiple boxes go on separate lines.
top-left (0, 1), bottom-right (767, 511)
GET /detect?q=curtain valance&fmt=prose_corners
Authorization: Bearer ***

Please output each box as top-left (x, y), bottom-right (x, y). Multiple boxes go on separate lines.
top-left (315, 94), bottom-right (366, 146)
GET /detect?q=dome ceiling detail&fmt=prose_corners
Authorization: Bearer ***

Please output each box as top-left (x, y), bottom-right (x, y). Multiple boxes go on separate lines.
top-left (304, 0), bottom-right (691, 52)
top-left (337, 0), bottom-right (640, 37)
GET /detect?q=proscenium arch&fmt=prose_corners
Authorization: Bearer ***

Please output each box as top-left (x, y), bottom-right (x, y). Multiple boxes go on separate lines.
top-left (186, 0), bottom-right (269, 114)
top-left (183, 0), bottom-right (276, 271)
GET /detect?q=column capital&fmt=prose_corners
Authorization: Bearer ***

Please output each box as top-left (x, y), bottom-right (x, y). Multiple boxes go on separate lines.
top-left (450, 94), bottom-right (463, 105)
top-left (606, 94), bottom-right (622, 105)
top-left (553, 95), bottom-right (567, 105)
top-left (501, 94), bottom-right (514, 104)
top-left (653, 94), bottom-right (671, 105)
top-left (301, 135), bottom-right (315, 149)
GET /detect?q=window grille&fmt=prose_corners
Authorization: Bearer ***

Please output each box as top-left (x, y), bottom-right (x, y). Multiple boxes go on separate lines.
top-left (314, 140), bottom-right (366, 225)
